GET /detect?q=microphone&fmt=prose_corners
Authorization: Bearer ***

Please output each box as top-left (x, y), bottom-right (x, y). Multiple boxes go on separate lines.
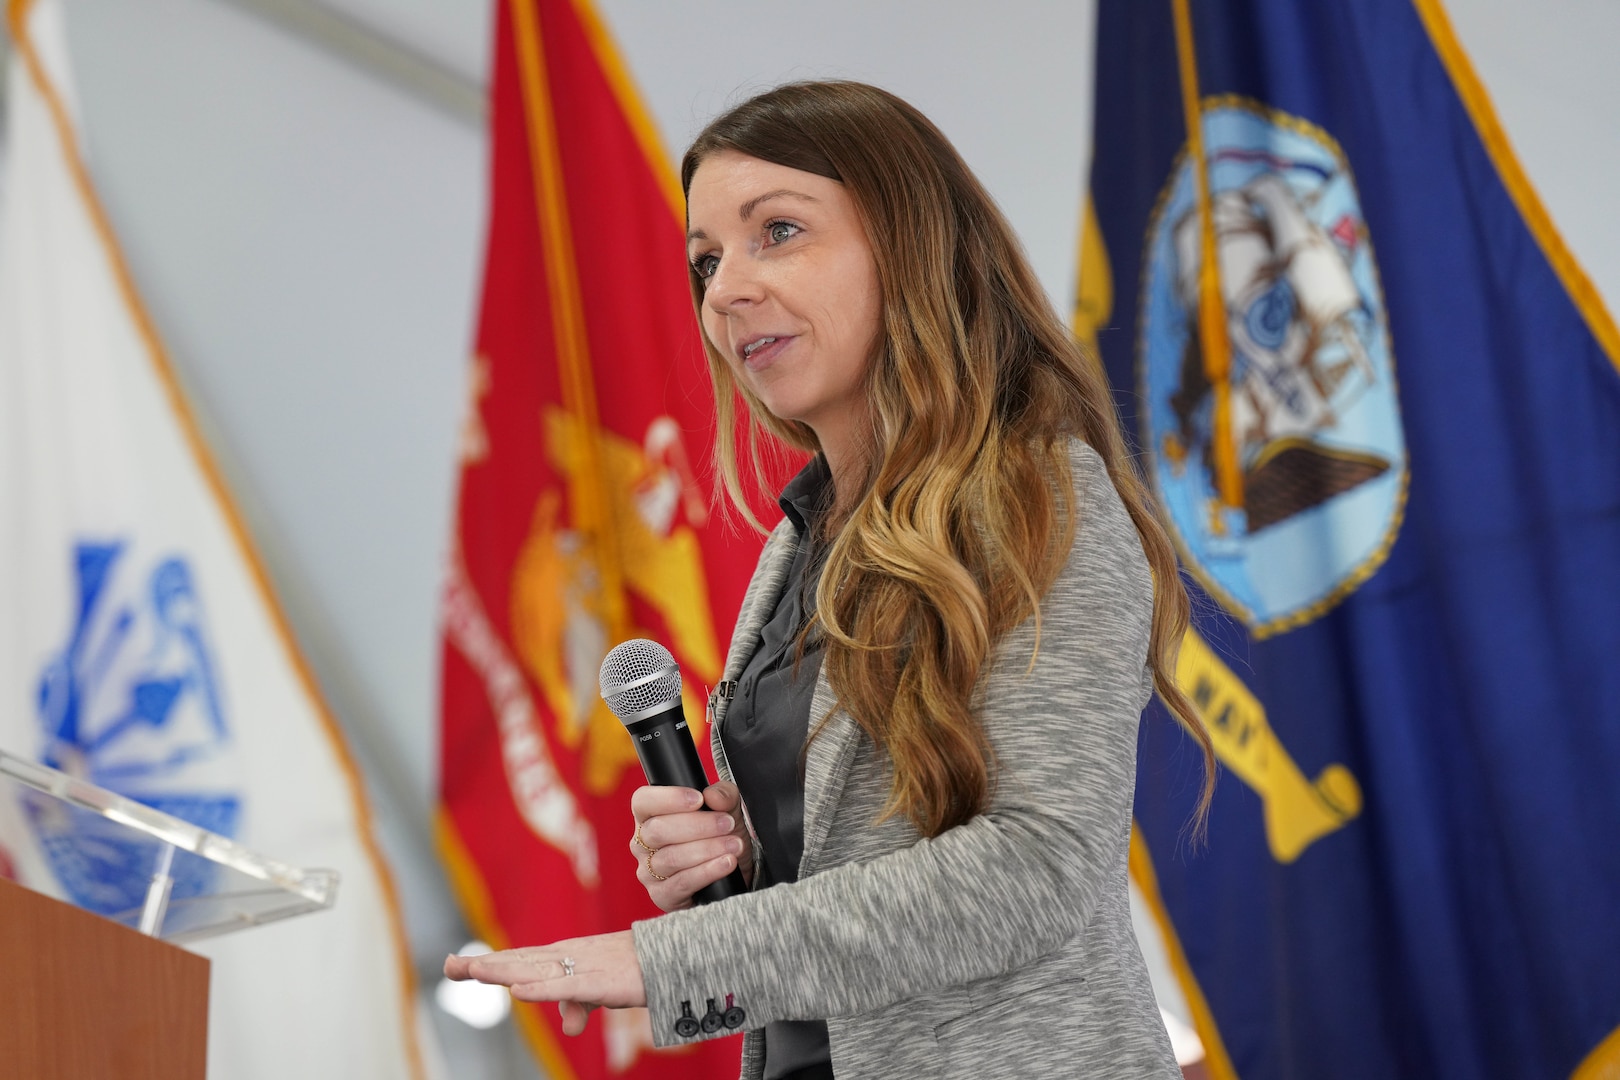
top-left (598, 639), bottom-right (747, 904)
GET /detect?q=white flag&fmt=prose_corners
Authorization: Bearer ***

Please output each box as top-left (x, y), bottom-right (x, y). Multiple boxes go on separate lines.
top-left (0, 2), bottom-right (428, 1076)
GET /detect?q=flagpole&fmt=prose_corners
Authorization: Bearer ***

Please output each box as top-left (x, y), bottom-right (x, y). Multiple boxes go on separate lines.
top-left (1170, 0), bottom-right (1244, 512)
top-left (508, 0), bottom-right (632, 643)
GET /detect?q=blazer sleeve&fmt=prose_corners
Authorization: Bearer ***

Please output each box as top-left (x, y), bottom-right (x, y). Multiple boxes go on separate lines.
top-left (632, 443), bottom-right (1156, 1041)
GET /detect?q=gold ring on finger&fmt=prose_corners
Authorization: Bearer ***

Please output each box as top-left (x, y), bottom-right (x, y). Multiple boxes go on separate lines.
top-left (646, 848), bottom-right (668, 882)
top-left (633, 822), bottom-right (658, 855)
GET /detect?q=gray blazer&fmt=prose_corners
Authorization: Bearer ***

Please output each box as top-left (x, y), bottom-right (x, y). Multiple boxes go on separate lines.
top-left (632, 442), bottom-right (1180, 1079)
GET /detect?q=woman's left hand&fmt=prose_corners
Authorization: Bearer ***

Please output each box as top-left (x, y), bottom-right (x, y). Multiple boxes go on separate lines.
top-left (444, 930), bottom-right (646, 1036)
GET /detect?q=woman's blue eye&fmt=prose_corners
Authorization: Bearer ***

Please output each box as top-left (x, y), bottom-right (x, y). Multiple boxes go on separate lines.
top-left (767, 221), bottom-right (799, 244)
top-left (692, 254), bottom-right (719, 279)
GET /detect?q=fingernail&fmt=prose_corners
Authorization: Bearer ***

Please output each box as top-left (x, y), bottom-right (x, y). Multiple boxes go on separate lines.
top-left (717, 814), bottom-right (734, 833)
top-left (687, 789), bottom-right (704, 809)
top-left (726, 837), bottom-right (744, 855)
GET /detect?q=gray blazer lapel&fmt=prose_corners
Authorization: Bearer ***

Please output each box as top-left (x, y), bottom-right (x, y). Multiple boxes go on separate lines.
top-left (708, 518), bottom-right (798, 780)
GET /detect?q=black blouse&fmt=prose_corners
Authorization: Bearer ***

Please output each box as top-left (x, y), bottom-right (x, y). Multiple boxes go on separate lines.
top-left (719, 455), bottom-right (834, 1079)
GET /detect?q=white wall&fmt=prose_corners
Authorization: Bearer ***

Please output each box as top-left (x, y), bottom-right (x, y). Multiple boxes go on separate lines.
top-left (9, 1), bottom-right (1618, 1075)
top-left (1450, 0), bottom-right (1620, 305)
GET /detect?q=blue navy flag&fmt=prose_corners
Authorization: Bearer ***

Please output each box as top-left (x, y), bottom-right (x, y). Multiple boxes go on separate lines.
top-left (1083, 1), bottom-right (1620, 1077)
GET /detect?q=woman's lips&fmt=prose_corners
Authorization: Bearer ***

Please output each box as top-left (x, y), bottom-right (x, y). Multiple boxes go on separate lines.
top-left (740, 335), bottom-right (793, 371)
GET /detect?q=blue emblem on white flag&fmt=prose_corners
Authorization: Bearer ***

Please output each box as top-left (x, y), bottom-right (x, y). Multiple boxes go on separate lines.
top-left (29, 541), bottom-right (241, 915)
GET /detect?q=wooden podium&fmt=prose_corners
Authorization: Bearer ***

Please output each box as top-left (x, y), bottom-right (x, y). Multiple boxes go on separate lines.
top-left (0, 877), bottom-right (209, 1079)
top-left (0, 751), bottom-right (341, 1080)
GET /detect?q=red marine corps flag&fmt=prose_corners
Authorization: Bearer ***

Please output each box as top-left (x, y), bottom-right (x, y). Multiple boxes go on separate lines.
top-left (437, 1), bottom-right (769, 1076)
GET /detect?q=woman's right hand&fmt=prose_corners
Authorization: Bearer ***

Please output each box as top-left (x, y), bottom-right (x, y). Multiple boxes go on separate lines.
top-left (629, 782), bottom-right (753, 912)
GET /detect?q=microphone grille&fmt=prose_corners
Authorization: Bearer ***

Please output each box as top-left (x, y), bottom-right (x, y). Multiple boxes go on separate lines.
top-left (598, 639), bottom-right (683, 722)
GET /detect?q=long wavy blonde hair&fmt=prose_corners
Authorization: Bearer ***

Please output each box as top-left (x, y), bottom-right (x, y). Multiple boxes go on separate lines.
top-left (683, 81), bottom-right (1214, 837)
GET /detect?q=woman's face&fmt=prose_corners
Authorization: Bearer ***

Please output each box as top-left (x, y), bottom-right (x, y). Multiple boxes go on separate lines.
top-left (685, 151), bottom-right (882, 460)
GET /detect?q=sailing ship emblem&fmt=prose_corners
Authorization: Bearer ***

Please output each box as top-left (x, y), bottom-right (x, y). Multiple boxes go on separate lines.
top-left (1140, 98), bottom-right (1408, 634)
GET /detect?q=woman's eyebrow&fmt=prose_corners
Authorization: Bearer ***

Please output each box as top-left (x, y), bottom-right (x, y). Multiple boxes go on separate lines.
top-left (687, 189), bottom-right (819, 243)
top-left (738, 188), bottom-right (817, 220)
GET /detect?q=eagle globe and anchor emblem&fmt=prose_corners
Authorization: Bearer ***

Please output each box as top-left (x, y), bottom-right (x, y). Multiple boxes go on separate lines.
top-left (1141, 97), bottom-right (1408, 634)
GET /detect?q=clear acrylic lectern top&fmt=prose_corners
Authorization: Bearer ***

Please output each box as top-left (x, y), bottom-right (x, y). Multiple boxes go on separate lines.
top-left (0, 749), bottom-right (337, 943)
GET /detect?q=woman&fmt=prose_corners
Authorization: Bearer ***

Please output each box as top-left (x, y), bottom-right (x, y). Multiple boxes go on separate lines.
top-left (446, 80), bottom-right (1214, 1079)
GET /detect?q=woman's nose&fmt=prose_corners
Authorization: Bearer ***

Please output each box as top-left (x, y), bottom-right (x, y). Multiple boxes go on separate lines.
top-left (705, 258), bottom-right (764, 312)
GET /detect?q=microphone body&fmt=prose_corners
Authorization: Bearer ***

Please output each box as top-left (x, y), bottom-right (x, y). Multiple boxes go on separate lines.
top-left (600, 640), bottom-right (748, 905)
top-left (624, 702), bottom-right (712, 792)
